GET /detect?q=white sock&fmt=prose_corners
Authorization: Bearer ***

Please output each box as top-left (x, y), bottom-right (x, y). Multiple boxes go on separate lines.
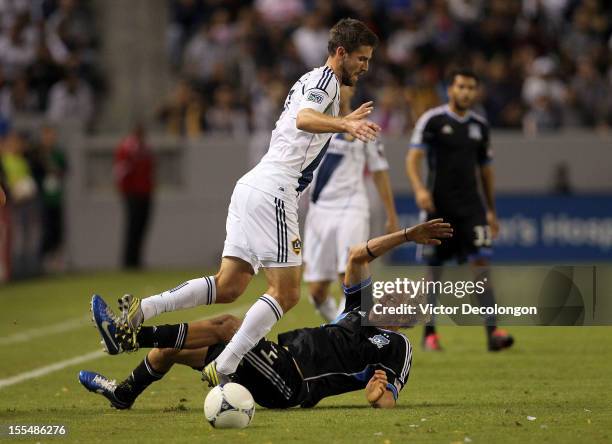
top-left (141, 276), bottom-right (216, 321)
top-left (309, 295), bottom-right (338, 323)
top-left (215, 294), bottom-right (283, 375)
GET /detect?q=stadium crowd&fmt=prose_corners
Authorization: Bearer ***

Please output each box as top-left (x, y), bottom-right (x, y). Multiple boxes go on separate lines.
top-left (0, 0), bottom-right (103, 131)
top-left (164, 0), bottom-right (612, 136)
top-left (0, 0), bottom-right (103, 278)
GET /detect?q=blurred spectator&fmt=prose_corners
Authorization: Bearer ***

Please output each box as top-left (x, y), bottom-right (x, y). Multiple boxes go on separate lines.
top-left (45, 0), bottom-right (95, 65)
top-left (29, 125), bottom-right (67, 273)
top-left (522, 56), bottom-right (567, 133)
top-left (248, 75), bottom-right (285, 166)
top-left (482, 56), bottom-right (523, 128)
top-left (46, 68), bottom-right (94, 129)
top-left (292, 13), bottom-right (329, 68)
top-left (163, 0), bottom-right (612, 134)
top-left (205, 84), bottom-right (249, 137)
top-left (114, 124), bottom-right (155, 269)
top-left (551, 162), bottom-right (572, 195)
top-left (386, 15), bottom-right (427, 66)
top-left (182, 12), bottom-right (233, 86)
top-left (1, 130), bottom-right (40, 277)
top-left (157, 79), bottom-right (204, 137)
top-left (0, 12), bottom-right (37, 80)
top-left (167, 0), bottom-right (207, 70)
top-left (255, 0), bottom-right (304, 28)
top-left (0, 74), bottom-right (39, 118)
top-left (569, 58), bottom-right (610, 128)
top-left (370, 83), bottom-right (410, 135)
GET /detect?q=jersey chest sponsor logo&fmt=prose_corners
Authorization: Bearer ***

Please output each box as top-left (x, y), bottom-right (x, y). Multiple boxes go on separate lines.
top-left (307, 91), bottom-right (324, 104)
top-left (368, 334), bottom-right (390, 349)
top-left (292, 238), bottom-right (302, 255)
top-left (469, 123), bottom-right (482, 140)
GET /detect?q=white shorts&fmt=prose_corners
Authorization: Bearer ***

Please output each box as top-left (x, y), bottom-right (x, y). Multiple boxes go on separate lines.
top-left (303, 205), bottom-right (369, 282)
top-left (222, 183), bottom-right (302, 273)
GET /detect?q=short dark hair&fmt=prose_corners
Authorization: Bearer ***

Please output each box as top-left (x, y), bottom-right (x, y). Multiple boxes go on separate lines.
top-left (328, 18), bottom-right (378, 56)
top-left (448, 68), bottom-right (479, 85)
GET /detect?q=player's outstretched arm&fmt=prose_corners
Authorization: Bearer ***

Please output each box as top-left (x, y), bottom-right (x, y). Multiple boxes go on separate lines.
top-left (344, 219), bottom-right (453, 286)
top-left (296, 103), bottom-right (381, 142)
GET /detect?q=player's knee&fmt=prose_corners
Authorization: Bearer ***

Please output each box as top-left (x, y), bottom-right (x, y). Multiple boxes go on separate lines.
top-left (272, 288), bottom-right (301, 312)
top-left (348, 246), bottom-right (366, 266)
top-left (214, 274), bottom-right (246, 303)
top-left (150, 348), bottom-right (180, 364)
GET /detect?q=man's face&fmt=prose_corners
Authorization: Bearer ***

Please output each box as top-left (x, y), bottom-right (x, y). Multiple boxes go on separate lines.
top-left (339, 45), bottom-right (373, 86)
top-left (448, 75), bottom-right (478, 111)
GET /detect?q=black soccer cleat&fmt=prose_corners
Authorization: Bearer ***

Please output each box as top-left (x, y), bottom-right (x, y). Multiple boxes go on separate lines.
top-left (488, 328), bottom-right (514, 352)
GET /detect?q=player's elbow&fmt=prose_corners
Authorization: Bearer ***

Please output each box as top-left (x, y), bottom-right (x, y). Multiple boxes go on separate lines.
top-left (371, 392), bottom-right (397, 409)
top-left (348, 245), bottom-right (369, 265)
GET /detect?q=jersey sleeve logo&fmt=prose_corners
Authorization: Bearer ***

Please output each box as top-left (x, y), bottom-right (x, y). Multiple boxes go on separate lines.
top-left (368, 334), bottom-right (390, 349)
top-left (292, 238), bottom-right (302, 255)
top-left (307, 91), bottom-right (324, 104)
top-left (469, 123), bottom-right (482, 140)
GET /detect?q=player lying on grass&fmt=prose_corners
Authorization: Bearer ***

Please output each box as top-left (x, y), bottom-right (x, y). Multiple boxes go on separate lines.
top-left (81, 219), bottom-right (452, 410)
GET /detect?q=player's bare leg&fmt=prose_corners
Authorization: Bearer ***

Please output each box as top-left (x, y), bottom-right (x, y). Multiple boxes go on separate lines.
top-left (308, 280), bottom-right (339, 322)
top-left (120, 257), bottom-right (253, 331)
top-left (471, 257), bottom-right (514, 351)
top-left (210, 265), bottom-right (301, 379)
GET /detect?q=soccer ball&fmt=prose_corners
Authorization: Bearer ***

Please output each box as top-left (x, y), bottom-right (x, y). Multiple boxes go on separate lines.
top-left (204, 383), bottom-right (255, 429)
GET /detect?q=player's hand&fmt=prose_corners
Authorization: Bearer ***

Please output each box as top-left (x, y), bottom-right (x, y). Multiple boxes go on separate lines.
top-left (0, 186), bottom-right (5, 207)
top-left (343, 118), bottom-right (380, 142)
top-left (346, 101), bottom-right (374, 120)
top-left (343, 101), bottom-right (381, 142)
top-left (213, 315), bottom-right (242, 342)
top-left (415, 188), bottom-right (435, 212)
top-left (405, 218), bottom-right (453, 245)
top-left (487, 210), bottom-right (500, 239)
top-left (365, 370), bottom-right (388, 404)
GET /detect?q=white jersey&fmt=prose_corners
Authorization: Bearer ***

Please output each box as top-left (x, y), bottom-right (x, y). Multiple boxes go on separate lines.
top-left (309, 133), bottom-right (389, 213)
top-left (238, 66), bottom-right (340, 203)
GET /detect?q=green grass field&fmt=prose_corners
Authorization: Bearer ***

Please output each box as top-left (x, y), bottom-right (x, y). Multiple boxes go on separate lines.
top-left (1, 269), bottom-right (611, 443)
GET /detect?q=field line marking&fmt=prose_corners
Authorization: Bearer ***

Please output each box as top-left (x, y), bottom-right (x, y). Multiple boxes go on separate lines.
top-left (0, 350), bottom-right (106, 389)
top-left (0, 316), bottom-right (90, 346)
top-left (0, 304), bottom-right (250, 390)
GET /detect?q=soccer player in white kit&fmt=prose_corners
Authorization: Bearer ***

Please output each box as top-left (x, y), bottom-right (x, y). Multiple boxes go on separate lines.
top-left (91, 19), bottom-right (381, 384)
top-left (303, 86), bottom-right (399, 322)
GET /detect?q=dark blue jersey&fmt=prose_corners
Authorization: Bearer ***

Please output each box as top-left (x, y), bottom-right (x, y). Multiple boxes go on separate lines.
top-left (278, 278), bottom-right (412, 407)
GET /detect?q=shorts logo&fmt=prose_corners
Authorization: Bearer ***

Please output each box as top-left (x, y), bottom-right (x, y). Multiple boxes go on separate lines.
top-left (368, 334), bottom-right (390, 349)
top-left (469, 123), bottom-right (482, 140)
top-left (292, 238), bottom-right (302, 255)
top-left (307, 91), bottom-right (324, 104)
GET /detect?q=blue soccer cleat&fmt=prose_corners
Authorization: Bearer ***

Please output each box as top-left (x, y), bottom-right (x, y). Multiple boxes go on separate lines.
top-left (91, 294), bottom-right (122, 355)
top-left (78, 370), bottom-right (133, 410)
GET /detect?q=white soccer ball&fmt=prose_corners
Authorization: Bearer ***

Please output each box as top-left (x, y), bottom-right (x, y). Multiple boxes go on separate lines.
top-left (204, 383), bottom-right (255, 429)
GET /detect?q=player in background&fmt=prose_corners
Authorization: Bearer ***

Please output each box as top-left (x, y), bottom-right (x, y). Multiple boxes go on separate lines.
top-left (80, 219), bottom-right (452, 410)
top-left (92, 19), bottom-right (381, 386)
top-left (304, 85), bottom-right (398, 322)
top-left (406, 69), bottom-right (514, 352)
